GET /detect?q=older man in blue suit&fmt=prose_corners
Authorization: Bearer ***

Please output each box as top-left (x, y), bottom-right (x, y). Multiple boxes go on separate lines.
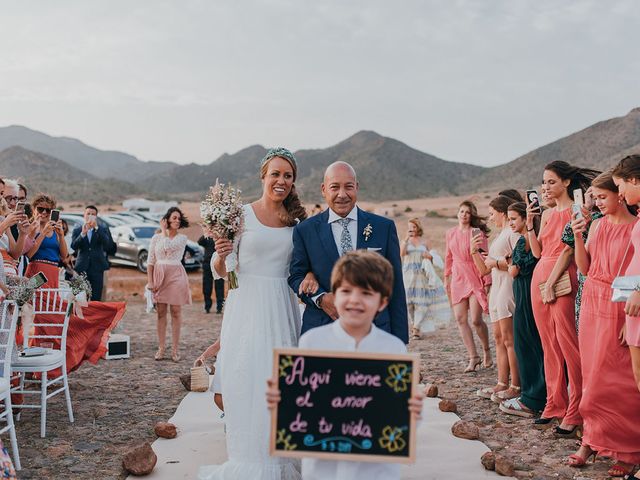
top-left (289, 161), bottom-right (408, 343)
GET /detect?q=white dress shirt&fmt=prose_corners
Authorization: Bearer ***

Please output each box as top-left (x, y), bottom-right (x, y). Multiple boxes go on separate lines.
top-left (312, 207), bottom-right (359, 305)
top-left (298, 321), bottom-right (406, 480)
top-left (328, 206), bottom-right (359, 254)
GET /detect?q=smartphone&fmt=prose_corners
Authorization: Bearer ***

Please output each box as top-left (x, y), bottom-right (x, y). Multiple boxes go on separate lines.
top-left (471, 228), bottom-right (486, 253)
top-left (526, 190), bottom-right (541, 212)
top-left (50, 209), bottom-right (60, 222)
top-left (27, 272), bottom-right (48, 289)
top-left (573, 188), bottom-right (584, 206)
top-left (15, 201), bottom-right (25, 214)
top-left (572, 203), bottom-right (583, 220)
top-left (24, 203), bottom-right (33, 218)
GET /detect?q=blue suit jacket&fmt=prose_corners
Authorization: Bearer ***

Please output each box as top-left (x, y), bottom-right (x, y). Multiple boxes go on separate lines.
top-left (288, 208), bottom-right (408, 344)
top-left (71, 225), bottom-right (114, 273)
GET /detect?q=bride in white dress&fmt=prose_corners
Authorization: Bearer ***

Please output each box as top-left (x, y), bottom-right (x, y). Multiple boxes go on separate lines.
top-left (198, 148), bottom-right (307, 480)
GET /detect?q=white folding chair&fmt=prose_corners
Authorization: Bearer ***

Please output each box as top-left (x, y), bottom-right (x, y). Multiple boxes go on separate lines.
top-left (11, 289), bottom-right (74, 438)
top-left (0, 301), bottom-right (21, 470)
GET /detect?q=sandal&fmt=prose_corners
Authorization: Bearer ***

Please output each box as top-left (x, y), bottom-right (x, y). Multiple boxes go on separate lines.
top-left (154, 348), bottom-right (165, 361)
top-left (491, 384), bottom-right (520, 403)
top-left (567, 445), bottom-right (597, 467)
top-left (476, 381), bottom-right (507, 399)
top-left (499, 397), bottom-right (536, 418)
top-left (172, 350), bottom-right (181, 363)
top-left (609, 462), bottom-right (636, 478)
top-left (464, 356), bottom-right (482, 373)
top-left (410, 327), bottom-right (421, 340)
top-left (482, 348), bottom-right (493, 369)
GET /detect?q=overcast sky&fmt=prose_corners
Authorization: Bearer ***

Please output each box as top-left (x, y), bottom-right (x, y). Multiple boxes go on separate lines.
top-left (1, 0), bottom-right (638, 167)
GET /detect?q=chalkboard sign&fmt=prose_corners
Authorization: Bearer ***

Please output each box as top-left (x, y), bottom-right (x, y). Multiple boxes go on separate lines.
top-left (270, 348), bottom-right (419, 464)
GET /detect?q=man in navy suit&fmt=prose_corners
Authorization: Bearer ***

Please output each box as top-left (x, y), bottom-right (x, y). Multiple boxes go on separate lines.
top-left (289, 162), bottom-right (408, 343)
top-left (71, 205), bottom-right (116, 301)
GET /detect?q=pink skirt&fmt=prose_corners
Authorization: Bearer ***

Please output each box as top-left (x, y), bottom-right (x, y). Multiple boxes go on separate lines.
top-left (152, 263), bottom-right (192, 306)
top-left (626, 316), bottom-right (640, 347)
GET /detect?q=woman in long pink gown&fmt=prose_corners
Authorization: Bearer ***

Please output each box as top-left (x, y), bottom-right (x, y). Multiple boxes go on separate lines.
top-left (445, 200), bottom-right (492, 373)
top-left (569, 172), bottom-right (640, 476)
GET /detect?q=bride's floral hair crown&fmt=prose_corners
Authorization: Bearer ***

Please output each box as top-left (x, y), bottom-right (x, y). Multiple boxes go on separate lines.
top-left (260, 147), bottom-right (297, 174)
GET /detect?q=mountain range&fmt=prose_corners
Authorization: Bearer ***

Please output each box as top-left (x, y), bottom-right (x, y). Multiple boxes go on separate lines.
top-left (1, 107), bottom-right (639, 203)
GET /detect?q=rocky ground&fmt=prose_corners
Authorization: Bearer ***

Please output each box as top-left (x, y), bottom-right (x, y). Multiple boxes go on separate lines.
top-left (14, 300), bottom-right (621, 479)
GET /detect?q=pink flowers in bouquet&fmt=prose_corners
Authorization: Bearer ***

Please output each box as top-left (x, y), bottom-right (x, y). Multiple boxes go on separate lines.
top-left (200, 180), bottom-right (244, 289)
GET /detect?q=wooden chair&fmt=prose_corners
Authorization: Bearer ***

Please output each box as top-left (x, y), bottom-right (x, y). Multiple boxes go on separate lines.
top-left (0, 301), bottom-right (21, 470)
top-left (11, 289), bottom-right (74, 438)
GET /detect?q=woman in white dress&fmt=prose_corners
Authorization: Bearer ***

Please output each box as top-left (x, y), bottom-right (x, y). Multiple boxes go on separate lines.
top-left (198, 148), bottom-right (307, 480)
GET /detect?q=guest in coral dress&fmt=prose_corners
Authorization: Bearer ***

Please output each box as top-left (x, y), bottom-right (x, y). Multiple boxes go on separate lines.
top-left (147, 207), bottom-right (192, 362)
top-left (569, 172), bottom-right (640, 476)
top-left (445, 200), bottom-right (492, 373)
top-left (528, 161), bottom-right (599, 437)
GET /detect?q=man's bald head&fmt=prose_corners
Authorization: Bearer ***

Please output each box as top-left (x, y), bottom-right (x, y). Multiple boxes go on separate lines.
top-left (322, 161), bottom-right (359, 217)
top-left (323, 161), bottom-right (357, 183)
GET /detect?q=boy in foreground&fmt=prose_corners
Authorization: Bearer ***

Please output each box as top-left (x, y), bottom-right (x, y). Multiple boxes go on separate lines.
top-left (267, 250), bottom-right (424, 479)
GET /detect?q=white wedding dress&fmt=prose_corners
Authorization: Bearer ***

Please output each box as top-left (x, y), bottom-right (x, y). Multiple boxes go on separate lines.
top-left (199, 205), bottom-right (302, 480)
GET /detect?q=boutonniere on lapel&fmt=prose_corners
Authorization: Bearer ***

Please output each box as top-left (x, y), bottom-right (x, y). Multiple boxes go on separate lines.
top-left (363, 224), bottom-right (373, 242)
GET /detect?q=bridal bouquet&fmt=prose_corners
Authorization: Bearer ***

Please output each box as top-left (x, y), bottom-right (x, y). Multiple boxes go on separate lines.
top-left (200, 180), bottom-right (244, 289)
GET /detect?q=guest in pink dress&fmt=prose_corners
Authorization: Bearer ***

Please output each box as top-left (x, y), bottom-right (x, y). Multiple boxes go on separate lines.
top-left (147, 207), bottom-right (192, 362)
top-left (445, 200), bottom-right (492, 373)
top-left (528, 161), bottom-right (599, 437)
top-left (569, 172), bottom-right (640, 476)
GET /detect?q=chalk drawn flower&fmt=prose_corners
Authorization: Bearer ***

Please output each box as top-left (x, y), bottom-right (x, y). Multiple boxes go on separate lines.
top-left (385, 363), bottom-right (411, 393)
top-left (363, 224), bottom-right (373, 241)
top-left (279, 355), bottom-right (294, 378)
top-left (276, 428), bottom-right (298, 451)
top-left (378, 426), bottom-right (406, 453)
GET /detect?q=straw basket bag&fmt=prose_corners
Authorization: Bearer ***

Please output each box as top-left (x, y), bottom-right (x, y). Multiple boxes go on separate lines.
top-left (190, 366), bottom-right (210, 392)
top-left (538, 271), bottom-right (572, 298)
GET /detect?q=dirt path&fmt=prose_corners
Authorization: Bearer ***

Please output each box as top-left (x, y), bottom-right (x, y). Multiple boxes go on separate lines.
top-left (15, 301), bottom-right (612, 479)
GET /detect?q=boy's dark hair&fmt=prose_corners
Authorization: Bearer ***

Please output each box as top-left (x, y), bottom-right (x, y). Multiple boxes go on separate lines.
top-left (86, 205), bottom-right (98, 214)
top-left (331, 250), bottom-right (393, 299)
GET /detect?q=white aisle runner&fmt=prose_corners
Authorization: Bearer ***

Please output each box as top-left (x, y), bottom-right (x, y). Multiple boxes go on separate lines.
top-left (129, 383), bottom-right (514, 480)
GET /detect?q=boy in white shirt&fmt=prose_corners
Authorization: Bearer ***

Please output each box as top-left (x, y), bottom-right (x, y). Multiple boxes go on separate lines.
top-left (267, 250), bottom-right (423, 479)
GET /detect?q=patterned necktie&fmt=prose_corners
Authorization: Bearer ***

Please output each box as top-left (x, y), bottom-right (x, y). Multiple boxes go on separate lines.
top-left (337, 218), bottom-right (353, 255)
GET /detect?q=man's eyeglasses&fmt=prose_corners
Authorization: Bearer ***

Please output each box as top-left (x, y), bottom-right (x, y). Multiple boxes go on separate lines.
top-left (36, 206), bottom-right (52, 214)
top-left (3, 196), bottom-right (18, 203)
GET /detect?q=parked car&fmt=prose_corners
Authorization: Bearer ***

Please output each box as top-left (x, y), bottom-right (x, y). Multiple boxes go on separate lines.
top-left (110, 224), bottom-right (203, 273)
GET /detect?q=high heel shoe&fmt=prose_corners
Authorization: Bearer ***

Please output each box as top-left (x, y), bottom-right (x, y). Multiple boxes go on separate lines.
top-left (554, 424), bottom-right (582, 439)
top-left (567, 445), bottom-right (597, 467)
top-left (482, 348), bottom-right (493, 369)
top-left (154, 348), bottom-right (165, 361)
top-left (464, 356), bottom-right (481, 373)
top-left (609, 462), bottom-right (636, 477)
top-left (171, 350), bottom-right (181, 362)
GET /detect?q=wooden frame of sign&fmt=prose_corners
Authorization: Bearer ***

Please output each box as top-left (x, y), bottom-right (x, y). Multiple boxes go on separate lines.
top-left (269, 348), bottom-right (419, 464)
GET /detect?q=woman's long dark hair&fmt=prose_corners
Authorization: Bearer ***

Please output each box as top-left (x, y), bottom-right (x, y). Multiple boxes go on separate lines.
top-left (591, 170), bottom-right (638, 216)
top-left (163, 206), bottom-right (189, 229)
top-left (489, 195), bottom-right (516, 214)
top-left (459, 200), bottom-right (490, 234)
top-left (612, 154), bottom-right (640, 182)
top-left (544, 161), bottom-right (600, 200)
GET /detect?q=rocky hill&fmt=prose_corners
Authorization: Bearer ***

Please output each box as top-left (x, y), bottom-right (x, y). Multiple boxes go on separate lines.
top-left (0, 125), bottom-right (176, 182)
top-left (467, 107), bottom-right (640, 191)
top-left (0, 146), bottom-right (141, 203)
top-left (141, 131), bottom-right (487, 201)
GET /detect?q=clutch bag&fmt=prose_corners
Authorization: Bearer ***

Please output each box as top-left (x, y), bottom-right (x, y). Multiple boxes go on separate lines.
top-left (611, 275), bottom-right (640, 302)
top-left (538, 271), bottom-right (572, 297)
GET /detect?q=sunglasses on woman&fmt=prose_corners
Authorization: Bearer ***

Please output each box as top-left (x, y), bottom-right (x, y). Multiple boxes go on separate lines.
top-left (36, 206), bottom-right (52, 214)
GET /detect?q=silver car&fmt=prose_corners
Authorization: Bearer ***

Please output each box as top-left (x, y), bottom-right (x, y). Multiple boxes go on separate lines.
top-left (110, 223), bottom-right (203, 273)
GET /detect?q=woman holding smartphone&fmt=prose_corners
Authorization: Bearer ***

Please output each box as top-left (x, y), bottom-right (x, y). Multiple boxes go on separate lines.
top-left (471, 195), bottom-right (522, 402)
top-left (445, 200), bottom-right (493, 373)
top-left (25, 193), bottom-right (67, 288)
top-left (527, 161), bottom-right (598, 436)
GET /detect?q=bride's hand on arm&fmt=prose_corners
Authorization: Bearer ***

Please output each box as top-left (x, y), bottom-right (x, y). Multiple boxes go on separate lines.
top-left (299, 272), bottom-right (319, 296)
